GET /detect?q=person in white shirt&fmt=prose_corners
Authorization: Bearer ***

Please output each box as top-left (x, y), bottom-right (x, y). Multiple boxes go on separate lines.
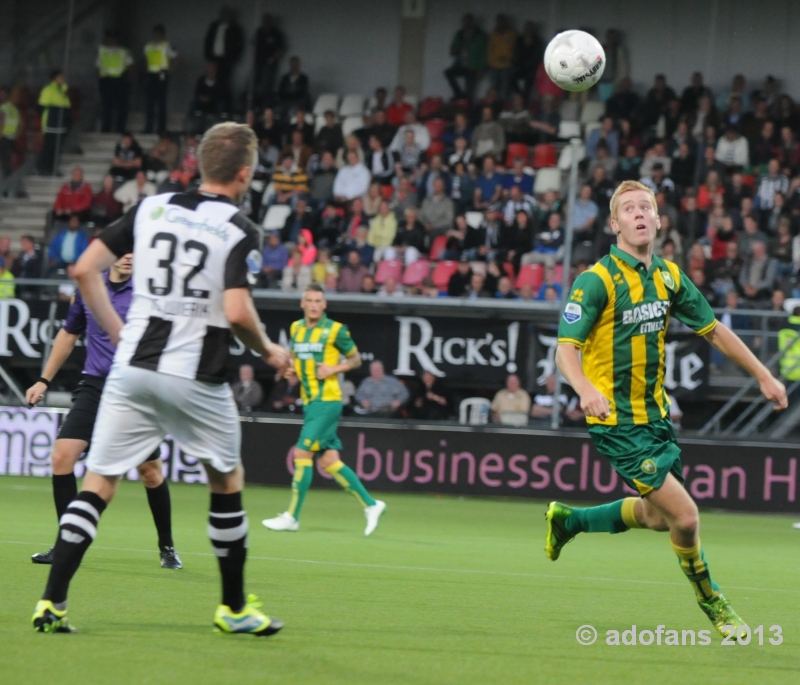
top-left (333, 150), bottom-right (371, 202)
top-left (113, 170), bottom-right (156, 212)
top-left (390, 110), bottom-right (431, 152)
top-left (377, 277), bottom-right (405, 298)
top-left (715, 126), bottom-right (750, 171)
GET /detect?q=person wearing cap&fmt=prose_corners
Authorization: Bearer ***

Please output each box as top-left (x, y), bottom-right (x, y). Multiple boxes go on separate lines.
top-left (37, 70), bottom-right (71, 175)
top-left (97, 31), bottom-right (133, 133)
top-left (143, 25), bottom-right (178, 134)
top-left (0, 256), bottom-right (16, 299)
top-left (0, 86), bottom-right (20, 183)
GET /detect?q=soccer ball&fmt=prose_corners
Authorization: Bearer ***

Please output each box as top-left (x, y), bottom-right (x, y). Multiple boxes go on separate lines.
top-left (544, 30), bottom-right (606, 92)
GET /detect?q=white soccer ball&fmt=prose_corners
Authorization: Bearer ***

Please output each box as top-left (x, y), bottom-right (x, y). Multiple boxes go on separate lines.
top-left (544, 30), bottom-right (606, 92)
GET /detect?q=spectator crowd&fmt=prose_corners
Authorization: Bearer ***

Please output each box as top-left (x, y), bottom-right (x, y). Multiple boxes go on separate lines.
top-left (6, 10), bottom-right (800, 423)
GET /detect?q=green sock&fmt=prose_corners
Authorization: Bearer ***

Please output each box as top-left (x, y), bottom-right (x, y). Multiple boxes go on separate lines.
top-left (325, 461), bottom-right (376, 508)
top-left (564, 497), bottom-right (639, 534)
top-left (288, 458), bottom-right (314, 519)
top-left (671, 540), bottom-right (721, 602)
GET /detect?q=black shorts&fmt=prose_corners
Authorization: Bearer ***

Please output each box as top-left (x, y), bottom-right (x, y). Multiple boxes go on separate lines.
top-left (58, 375), bottom-right (160, 462)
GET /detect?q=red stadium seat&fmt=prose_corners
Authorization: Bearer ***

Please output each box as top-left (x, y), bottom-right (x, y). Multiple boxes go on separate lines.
top-left (554, 263), bottom-right (564, 284)
top-left (380, 185), bottom-right (395, 201)
top-left (402, 259), bottom-right (431, 286)
top-left (505, 143), bottom-right (530, 168)
top-left (426, 140), bottom-right (445, 159)
top-left (418, 97), bottom-right (444, 119)
top-left (515, 263), bottom-right (544, 290)
top-left (532, 144), bottom-right (558, 169)
top-left (425, 118), bottom-right (446, 141)
top-left (429, 234), bottom-right (448, 260)
top-left (432, 260), bottom-right (458, 290)
top-left (503, 262), bottom-right (515, 280)
top-left (374, 259), bottom-right (403, 284)
top-left (741, 174), bottom-right (756, 190)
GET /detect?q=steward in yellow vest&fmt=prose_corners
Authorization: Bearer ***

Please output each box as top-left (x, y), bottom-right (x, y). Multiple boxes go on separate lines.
top-left (778, 313), bottom-right (800, 381)
top-left (0, 86), bottom-right (20, 179)
top-left (97, 31), bottom-right (133, 133)
top-left (37, 69), bottom-right (71, 175)
top-left (144, 24), bottom-right (178, 134)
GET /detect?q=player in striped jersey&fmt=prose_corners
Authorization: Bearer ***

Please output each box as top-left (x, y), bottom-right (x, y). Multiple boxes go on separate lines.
top-left (262, 283), bottom-right (386, 535)
top-left (32, 123), bottom-right (290, 636)
top-left (546, 181), bottom-right (787, 640)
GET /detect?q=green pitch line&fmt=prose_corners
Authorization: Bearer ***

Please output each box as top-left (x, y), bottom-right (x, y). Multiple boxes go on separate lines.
top-left (0, 476), bottom-right (797, 685)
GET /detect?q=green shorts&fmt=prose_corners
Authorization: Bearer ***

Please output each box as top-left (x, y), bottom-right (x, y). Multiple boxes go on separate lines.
top-left (296, 401), bottom-right (343, 453)
top-left (588, 418), bottom-right (683, 496)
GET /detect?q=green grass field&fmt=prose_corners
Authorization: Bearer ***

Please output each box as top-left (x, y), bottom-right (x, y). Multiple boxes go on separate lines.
top-left (0, 475), bottom-right (798, 685)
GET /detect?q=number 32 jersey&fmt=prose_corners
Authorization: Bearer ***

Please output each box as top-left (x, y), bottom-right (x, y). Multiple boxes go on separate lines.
top-left (99, 191), bottom-right (261, 383)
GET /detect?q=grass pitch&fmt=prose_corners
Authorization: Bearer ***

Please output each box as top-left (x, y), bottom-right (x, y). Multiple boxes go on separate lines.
top-left (0, 475), bottom-right (797, 685)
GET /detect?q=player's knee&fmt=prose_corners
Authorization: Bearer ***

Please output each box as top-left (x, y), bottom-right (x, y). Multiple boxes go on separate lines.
top-left (51, 445), bottom-right (78, 473)
top-left (672, 505), bottom-right (699, 537)
top-left (137, 460), bottom-right (164, 488)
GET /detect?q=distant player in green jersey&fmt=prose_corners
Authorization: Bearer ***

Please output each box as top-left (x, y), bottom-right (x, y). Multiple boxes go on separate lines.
top-left (547, 180), bottom-right (787, 640)
top-left (262, 283), bottom-right (386, 535)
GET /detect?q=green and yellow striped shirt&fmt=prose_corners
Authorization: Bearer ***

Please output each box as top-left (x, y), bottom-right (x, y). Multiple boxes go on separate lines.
top-left (290, 314), bottom-right (356, 404)
top-left (558, 244), bottom-right (716, 426)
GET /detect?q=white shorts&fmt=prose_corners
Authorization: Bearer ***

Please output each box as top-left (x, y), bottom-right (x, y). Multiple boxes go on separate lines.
top-left (86, 365), bottom-right (241, 476)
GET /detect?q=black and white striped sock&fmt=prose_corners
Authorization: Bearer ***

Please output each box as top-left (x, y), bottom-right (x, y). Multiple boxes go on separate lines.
top-left (208, 492), bottom-right (248, 612)
top-left (43, 491), bottom-right (107, 605)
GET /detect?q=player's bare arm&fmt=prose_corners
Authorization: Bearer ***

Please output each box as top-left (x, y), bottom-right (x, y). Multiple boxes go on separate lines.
top-left (555, 343), bottom-right (610, 419)
top-left (73, 239), bottom-right (124, 345)
top-left (317, 350), bottom-right (362, 380)
top-left (25, 328), bottom-right (80, 406)
top-left (224, 287), bottom-right (289, 374)
top-left (704, 322), bottom-right (788, 410)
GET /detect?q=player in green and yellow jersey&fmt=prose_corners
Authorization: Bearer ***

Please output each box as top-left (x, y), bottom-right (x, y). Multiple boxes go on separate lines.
top-left (546, 181), bottom-right (787, 640)
top-left (262, 283), bottom-right (386, 535)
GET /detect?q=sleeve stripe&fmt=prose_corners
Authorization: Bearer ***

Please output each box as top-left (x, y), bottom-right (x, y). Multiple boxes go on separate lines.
top-left (557, 337), bottom-right (585, 348)
top-left (695, 320), bottom-right (717, 337)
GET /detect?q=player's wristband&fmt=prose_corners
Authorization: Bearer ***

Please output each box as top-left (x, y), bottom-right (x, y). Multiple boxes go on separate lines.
top-left (37, 377), bottom-right (51, 388)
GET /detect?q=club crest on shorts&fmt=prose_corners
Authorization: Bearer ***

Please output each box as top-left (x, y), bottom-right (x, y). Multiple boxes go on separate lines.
top-left (640, 459), bottom-right (657, 475)
top-left (661, 270), bottom-right (675, 291)
top-left (563, 302), bottom-right (582, 324)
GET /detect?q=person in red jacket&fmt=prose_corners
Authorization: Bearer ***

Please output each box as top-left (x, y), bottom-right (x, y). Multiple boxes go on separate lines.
top-left (386, 86), bottom-right (413, 128)
top-left (54, 166), bottom-right (93, 222)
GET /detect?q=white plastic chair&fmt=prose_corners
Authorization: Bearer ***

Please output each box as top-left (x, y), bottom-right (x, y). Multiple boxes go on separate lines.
top-left (558, 120), bottom-right (581, 139)
top-left (404, 94), bottom-right (419, 109)
top-left (313, 93), bottom-right (340, 116)
top-left (465, 211), bottom-right (484, 229)
top-left (262, 204), bottom-right (292, 231)
top-left (459, 398), bottom-right (491, 425)
top-left (783, 298), bottom-right (800, 314)
top-left (558, 143), bottom-right (586, 171)
top-left (533, 167), bottom-right (562, 195)
top-left (342, 115), bottom-right (364, 137)
top-left (314, 114), bottom-right (330, 134)
top-left (339, 94), bottom-right (365, 117)
top-left (580, 100), bottom-right (606, 125)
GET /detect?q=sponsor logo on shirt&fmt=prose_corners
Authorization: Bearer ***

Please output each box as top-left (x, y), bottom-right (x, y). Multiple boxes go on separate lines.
top-left (563, 302), bottom-right (582, 324)
top-left (621, 300), bottom-right (669, 325)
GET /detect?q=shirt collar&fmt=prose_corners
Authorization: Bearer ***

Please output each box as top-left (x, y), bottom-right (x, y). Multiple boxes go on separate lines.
top-left (610, 244), bottom-right (654, 273)
top-left (104, 271), bottom-right (133, 292)
top-left (196, 190), bottom-right (236, 206)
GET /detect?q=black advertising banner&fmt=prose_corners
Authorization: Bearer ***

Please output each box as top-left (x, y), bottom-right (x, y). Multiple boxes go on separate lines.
top-left (240, 418), bottom-right (799, 514)
top-left (235, 309), bottom-right (529, 386)
top-left (0, 298), bottom-right (708, 394)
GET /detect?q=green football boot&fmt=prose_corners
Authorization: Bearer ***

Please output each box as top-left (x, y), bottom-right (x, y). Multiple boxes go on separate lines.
top-left (32, 600), bottom-right (76, 633)
top-left (698, 594), bottom-right (748, 641)
top-left (545, 501), bottom-right (576, 561)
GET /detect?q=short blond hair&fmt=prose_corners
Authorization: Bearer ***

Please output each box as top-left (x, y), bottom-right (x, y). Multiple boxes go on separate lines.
top-left (198, 122), bottom-right (257, 184)
top-left (609, 180), bottom-right (657, 221)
